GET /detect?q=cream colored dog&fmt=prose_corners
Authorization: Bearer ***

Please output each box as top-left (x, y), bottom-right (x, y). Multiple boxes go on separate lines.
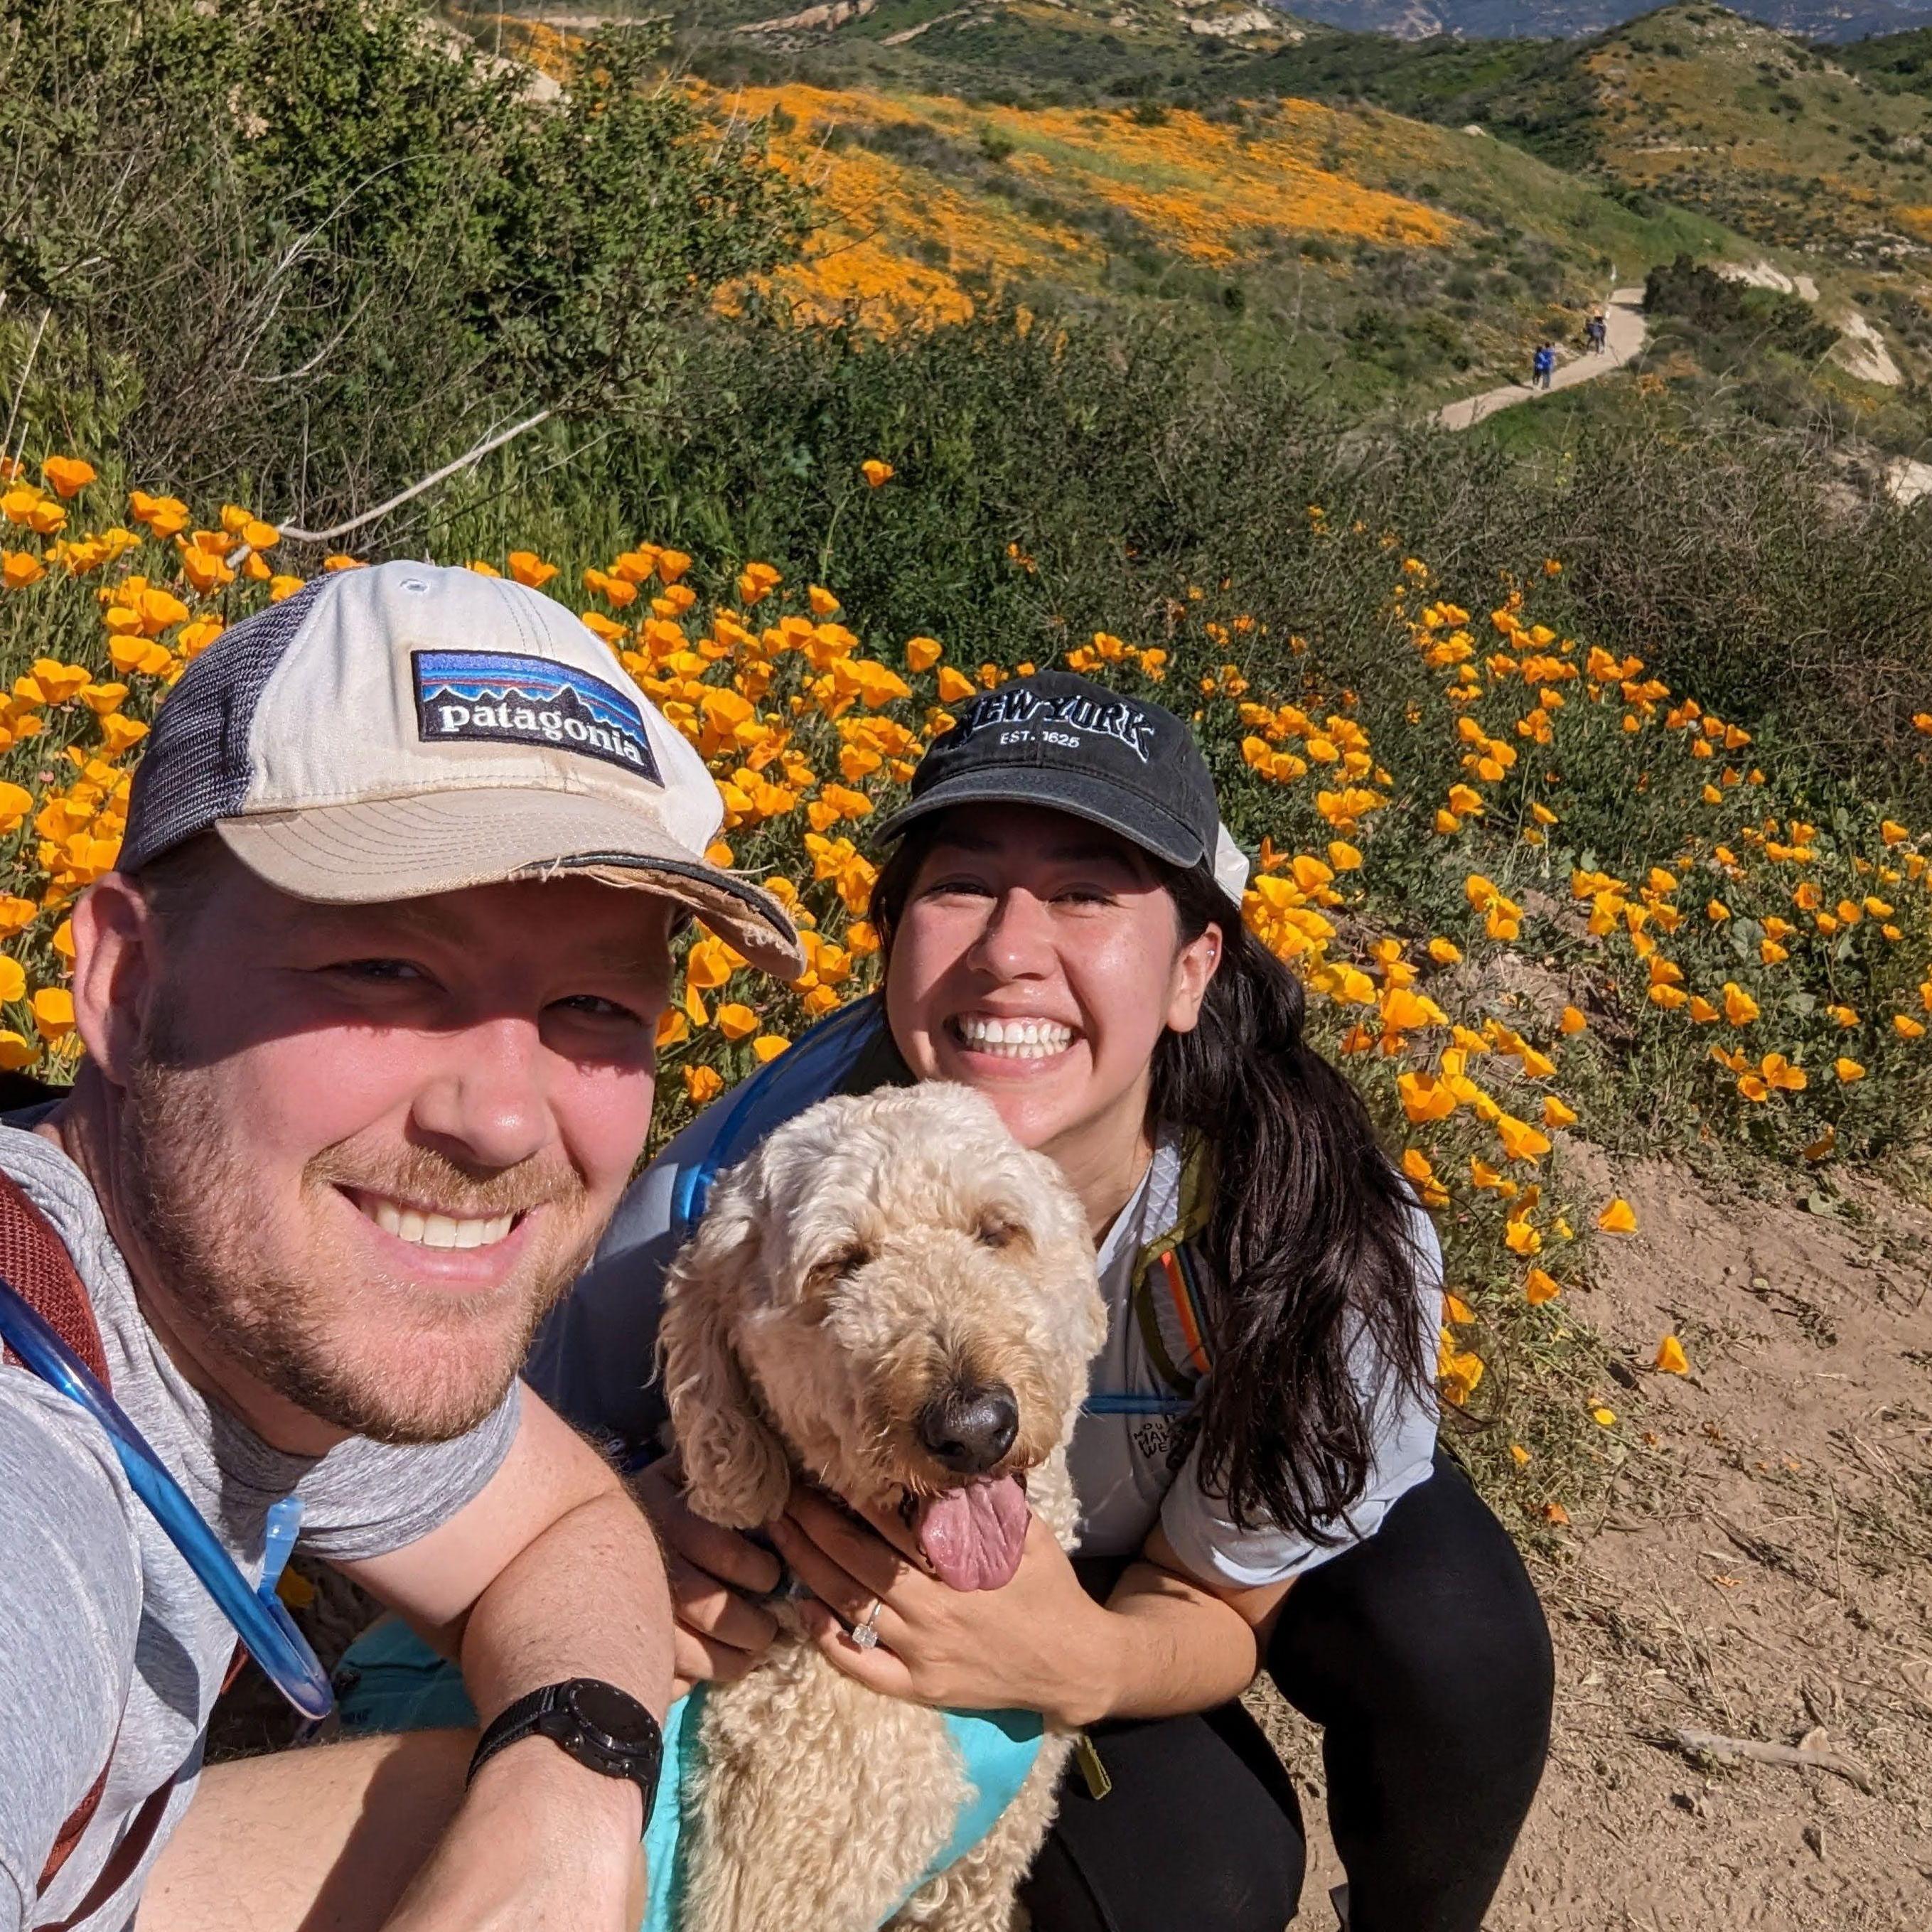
top-left (658, 1083), bottom-right (1105, 1932)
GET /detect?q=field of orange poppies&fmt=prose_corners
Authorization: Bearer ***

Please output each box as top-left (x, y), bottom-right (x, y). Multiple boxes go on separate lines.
top-left (4, 449), bottom-right (1929, 1528)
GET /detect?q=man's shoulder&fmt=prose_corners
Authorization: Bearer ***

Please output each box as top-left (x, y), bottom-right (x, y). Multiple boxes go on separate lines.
top-left (0, 1120), bottom-right (116, 1282)
top-left (0, 1366), bottom-right (132, 1518)
top-left (0, 1375), bottom-right (142, 1924)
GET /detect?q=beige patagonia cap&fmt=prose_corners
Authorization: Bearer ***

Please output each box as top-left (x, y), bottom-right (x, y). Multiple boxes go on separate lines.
top-left (118, 561), bottom-right (804, 977)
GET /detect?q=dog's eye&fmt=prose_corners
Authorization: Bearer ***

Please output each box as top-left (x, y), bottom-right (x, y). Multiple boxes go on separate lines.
top-left (804, 1244), bottom-right (870, 1297)
top-left (976, 1218), bottom-right (1024, 1251)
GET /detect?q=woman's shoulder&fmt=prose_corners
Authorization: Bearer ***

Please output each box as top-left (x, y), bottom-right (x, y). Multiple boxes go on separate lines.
top-left (607, 1102), bottom-right (737, 1263)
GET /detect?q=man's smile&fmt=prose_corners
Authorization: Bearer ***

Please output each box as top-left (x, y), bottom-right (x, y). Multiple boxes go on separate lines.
top-left (340, 1186), bottom-right (530, 1260)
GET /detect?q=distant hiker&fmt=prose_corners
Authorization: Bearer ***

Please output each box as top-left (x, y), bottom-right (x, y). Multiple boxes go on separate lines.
top-left (1586, 312), bottom-right (1608, 354)
top-left (1532, 343), bottom-right (1555, 390)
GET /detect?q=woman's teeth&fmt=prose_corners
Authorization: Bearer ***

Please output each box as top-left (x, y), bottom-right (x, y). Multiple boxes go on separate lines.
top-left (359, 1196), bottom-right (516, 1250)
top-left (955, 1015), bottom-right (1074, 1060)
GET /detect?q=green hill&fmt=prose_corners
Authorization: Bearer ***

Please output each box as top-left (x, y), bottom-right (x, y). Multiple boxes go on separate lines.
top-left (525, 0), bottom-right (1742, 401)
top-left (1403, 4), bottom-right (1932, 267)
top-left (454, 3), bottom-right (1932, 432)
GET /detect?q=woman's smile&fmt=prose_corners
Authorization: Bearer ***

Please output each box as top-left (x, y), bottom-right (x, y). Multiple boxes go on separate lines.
top-left (947, 1011), bottom-right (1080, 1064)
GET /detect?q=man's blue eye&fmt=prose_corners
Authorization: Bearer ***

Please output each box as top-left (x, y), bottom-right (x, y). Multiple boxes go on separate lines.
top-left (338, 959), bottom-right (425, 982)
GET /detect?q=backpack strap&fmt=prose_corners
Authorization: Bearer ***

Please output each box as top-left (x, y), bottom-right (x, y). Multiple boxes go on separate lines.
top-left (0, 1169), bottom-right (119, 1897)
top-left (0, 1169), bottom-right (109, 1387)
top-left (1126, 1134), bottom-right (1217, 1401)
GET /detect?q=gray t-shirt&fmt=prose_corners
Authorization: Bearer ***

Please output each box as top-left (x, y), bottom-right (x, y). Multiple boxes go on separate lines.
top-left (0, 1124), bottom-right (521, 1932)
top-left (527, 1094), bottom-right (1442, 1590)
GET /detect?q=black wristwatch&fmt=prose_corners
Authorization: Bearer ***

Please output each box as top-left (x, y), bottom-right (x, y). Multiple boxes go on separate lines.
top-left (466, 1679), bottom-right (663, 1831)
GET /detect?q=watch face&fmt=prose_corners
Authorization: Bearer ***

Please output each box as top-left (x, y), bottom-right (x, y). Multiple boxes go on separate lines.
top-left (565, 1678), bottom-right (655, 1751)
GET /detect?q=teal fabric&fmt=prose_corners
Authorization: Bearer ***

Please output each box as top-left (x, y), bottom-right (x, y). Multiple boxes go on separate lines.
top-left (333, 1619), bottom-right (692, 1928)
top-left (333, 1621), bottom-right (1043, 1926)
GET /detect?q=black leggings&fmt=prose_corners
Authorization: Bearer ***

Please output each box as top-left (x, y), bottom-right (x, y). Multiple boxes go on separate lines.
top-left (1019, 1450), bottom-right (1553, 1932)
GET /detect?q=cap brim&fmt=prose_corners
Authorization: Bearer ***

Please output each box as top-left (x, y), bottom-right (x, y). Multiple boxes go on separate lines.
top-left (872, 770), bottom-right (1207, 874)
top-left (216, 788), bottom-right (804, 980)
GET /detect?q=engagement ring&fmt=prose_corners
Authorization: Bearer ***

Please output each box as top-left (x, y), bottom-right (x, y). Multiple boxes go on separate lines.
top-left (851, 1597), bottom-right (883, 1650)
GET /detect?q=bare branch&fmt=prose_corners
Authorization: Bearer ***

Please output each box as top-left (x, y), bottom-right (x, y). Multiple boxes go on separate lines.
top-left (254, 289), bottom-right (380, 387)
top-left (227, 406), bottom-right (554, 566)
top-left (1670, 1727), bottom-right (1874, 1794)
top-left (2, 308), bottom-right (49, 481)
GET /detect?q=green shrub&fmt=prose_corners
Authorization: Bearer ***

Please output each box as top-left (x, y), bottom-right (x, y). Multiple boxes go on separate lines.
top-left (0, 0), bottom-right (808, 525)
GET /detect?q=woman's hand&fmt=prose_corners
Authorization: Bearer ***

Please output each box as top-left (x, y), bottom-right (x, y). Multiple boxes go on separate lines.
top-left (768, 1486), bottom-right (1118, 1731)
top-left (631, 1456), bottom-right (782, 1701)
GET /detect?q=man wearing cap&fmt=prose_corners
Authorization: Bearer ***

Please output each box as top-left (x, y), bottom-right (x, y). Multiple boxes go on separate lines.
top-left (0, 562), bottom-right (801, 1932)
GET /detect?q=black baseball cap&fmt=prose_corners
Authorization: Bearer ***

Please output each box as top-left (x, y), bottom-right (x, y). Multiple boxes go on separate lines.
top-left (874, 670), bottom-right (1250, 906)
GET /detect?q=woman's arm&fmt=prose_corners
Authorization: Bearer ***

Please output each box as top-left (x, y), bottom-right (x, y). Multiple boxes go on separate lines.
top-left (1080, 1525), bottom-right (1292, 1721)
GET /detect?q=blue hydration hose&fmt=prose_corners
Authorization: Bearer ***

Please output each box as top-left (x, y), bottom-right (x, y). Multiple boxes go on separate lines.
top-left (0, 1276), bottom-right (334, 1721)
top-left (669, 993), bottom-right (886, 1245)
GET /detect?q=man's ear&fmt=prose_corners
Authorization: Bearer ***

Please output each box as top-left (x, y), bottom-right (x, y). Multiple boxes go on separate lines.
top-left (70, 877), bottom-right (163, 1085)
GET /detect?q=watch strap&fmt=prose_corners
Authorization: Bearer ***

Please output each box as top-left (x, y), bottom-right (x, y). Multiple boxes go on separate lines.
top-left (466, 1680), bottom-right (661, 1837)
top-left (466, 1684), bottom-right (557, 1787)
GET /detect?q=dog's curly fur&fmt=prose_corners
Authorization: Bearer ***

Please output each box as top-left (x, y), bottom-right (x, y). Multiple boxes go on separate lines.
top-left (658, 1084), bottom-right (1106, 1932)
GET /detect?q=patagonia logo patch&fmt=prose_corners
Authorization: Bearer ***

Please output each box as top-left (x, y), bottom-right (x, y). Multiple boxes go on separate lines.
top-left (413, 651), bottom-right (661, 783)
top-left (955, 687), bottom-right (1157, 763)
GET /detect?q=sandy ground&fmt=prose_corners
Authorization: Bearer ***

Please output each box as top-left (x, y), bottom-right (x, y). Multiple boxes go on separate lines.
top-left (1255, 1146), bottom-right (1932, 1931)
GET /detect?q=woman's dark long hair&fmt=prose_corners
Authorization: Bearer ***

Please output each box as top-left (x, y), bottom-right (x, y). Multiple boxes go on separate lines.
top-left (872, 826), bottom-right (1434, 1545)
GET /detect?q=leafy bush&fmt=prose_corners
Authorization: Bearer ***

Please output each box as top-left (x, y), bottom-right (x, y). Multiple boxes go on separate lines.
top-left (1643, 254), bottom-right (1838, 361)
top-left (0, 0), bottom-right (808, 525)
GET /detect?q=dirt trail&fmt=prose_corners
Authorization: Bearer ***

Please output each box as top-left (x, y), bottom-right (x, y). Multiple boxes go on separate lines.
top-left (1436, 289), bottom-right (1649, 433)
top-left (1255, 1146), bottom-right (1932, 1930)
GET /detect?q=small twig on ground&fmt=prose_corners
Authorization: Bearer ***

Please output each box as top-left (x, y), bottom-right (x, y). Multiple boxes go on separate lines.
top-left (1669, 1724), bottom-right (1876, 1794)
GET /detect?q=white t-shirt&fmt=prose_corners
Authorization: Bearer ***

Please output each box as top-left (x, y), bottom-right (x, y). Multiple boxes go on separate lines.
top-left (527, 1066), bottom-right (1442, 1592)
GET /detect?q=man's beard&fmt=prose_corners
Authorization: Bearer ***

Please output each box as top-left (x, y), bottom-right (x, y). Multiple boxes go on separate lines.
top-left (117, 1043), bottom-right (598, 1446)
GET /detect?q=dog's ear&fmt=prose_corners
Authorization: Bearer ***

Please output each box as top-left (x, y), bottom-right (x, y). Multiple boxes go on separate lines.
top-left (658, 1198), bottom-right (791, 1529)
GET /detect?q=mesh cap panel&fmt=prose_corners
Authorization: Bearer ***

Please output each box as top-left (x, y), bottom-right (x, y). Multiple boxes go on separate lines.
top-left (119, 578), bottom-right (328, 873)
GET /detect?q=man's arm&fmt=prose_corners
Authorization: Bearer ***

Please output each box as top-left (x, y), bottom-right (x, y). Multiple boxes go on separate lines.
top-left (0, 1386), bottom-right (140, 1932)
top-left (336, 1385), bottom-right (674, 1931)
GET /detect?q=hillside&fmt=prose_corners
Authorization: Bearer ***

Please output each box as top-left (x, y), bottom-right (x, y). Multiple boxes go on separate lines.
top-left (1440, 4), bottom-right (1932, 267)
top-left (704, 78), bottom-right (1737, 395)
top-left (456, 3), bottom-right (1754, 398)
top-left (1287, 0), bottom-right (1932, 39)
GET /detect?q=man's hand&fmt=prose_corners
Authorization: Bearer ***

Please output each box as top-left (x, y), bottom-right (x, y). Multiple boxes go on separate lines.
top-left (340, 1391), bottom-right (674, 1928)
top-left (633, 1456), bottom-right (783, 1700)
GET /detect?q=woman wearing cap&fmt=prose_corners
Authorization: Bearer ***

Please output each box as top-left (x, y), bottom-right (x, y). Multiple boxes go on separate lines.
top-left (530, 672), bottom-right (1553, 1931)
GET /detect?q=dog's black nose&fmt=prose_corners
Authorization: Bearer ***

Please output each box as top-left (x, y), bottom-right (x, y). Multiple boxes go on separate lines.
top-left (918, 1383), bottom-right (1019, 1474)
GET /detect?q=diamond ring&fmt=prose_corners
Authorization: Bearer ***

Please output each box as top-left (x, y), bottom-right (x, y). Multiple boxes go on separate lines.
top-left (851, 1596), bottom-right (884, 1650)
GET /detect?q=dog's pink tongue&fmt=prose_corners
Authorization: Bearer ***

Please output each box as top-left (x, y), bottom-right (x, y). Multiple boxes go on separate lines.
top-left (917, 1476), bottom-right (1029, 1591)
